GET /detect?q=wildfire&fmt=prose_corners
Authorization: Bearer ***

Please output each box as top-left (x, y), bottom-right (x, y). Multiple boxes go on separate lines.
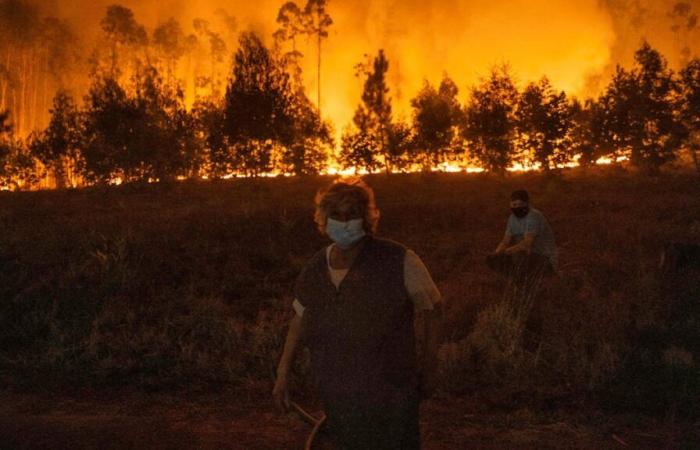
top-left (107, 153), bottom-right (633, 185)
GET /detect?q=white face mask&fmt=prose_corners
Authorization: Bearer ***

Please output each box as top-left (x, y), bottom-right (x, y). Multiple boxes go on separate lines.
top-left (325, 218), bottom-right (366, 249)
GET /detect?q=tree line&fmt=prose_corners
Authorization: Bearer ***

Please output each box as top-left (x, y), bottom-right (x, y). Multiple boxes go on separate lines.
top-left (339, 43), bottom-right (700, 176)
top-left (0, 2), bottom-right (699, 189)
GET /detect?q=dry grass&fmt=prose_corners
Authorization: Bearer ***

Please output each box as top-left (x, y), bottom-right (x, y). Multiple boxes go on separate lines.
top-left (0, 166), bottom-right (698, 416)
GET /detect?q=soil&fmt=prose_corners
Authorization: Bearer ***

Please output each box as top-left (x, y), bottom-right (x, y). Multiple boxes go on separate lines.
top-left (1, 390), bottom-right (695, 449)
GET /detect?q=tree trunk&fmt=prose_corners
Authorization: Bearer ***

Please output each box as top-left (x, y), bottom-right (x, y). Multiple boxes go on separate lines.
top-left (691, 143), bottom-right (700, 175)
top-left (29, 47), bottom-right (37, 132)
top-left (42, 52), bottom-right (48, 129)
top-left (317, 32), bottom-right (321, 117)
top-left (111, 42), bottom-right (118, 78)
top-left (19, 49), bottom-right (27, 135)
top-left (1, 48), bottom-right (10, 112)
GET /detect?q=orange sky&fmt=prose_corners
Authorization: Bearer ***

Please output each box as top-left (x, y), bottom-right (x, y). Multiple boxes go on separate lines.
top-left (44, 0), bottom-right (700, 132)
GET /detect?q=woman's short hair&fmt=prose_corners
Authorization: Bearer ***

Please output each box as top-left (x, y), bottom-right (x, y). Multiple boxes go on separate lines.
top-left (314, 178), bottom-right (380, 235)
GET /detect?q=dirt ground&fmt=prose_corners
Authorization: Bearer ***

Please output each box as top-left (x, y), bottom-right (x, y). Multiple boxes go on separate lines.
top-left (1, 390), bottom-right (697, 450)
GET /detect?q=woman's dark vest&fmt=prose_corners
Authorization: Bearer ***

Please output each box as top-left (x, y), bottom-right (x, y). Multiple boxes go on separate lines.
top-left (295, 236), bottom-right (418, 407)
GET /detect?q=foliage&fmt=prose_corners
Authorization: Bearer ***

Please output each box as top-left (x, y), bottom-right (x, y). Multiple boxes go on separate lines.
top-left (462, 66), bottom-right (519, 174)
top-left (339, 50), bottom-right (393, 172)
top-left (410, 76), bottom-right (464, 168)
top-left (81, 67), bottom-right (195, 183)
top-left (28, 90), bottom-right (83, 188)
top-left (516, 77), bottom-right (572, 170)
top-left (596, 42), bottom-right (687, 172)
top-left (678, 58), bottom-right (700, 173)
top-left (0, 169), bottom-right (698, 418)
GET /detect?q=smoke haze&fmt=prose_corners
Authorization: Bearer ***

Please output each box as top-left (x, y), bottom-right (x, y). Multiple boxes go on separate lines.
top-left (7, 0), bottom-right (700, 131)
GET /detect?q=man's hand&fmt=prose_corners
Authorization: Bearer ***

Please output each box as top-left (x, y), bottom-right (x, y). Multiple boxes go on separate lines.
top-left (272, 373), bottom-right (291, 412)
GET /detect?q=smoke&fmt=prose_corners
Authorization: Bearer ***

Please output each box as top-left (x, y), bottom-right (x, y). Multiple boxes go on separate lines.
top-left (6, 0), bottom-right (700, 131)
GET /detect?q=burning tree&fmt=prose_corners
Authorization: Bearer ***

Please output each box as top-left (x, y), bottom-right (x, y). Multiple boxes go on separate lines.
top-left (667, 2), bottom-right (697, 67)
top-left (0, 1), bottom-right (80, 136)
top-left (81, 67), bottom-right (194, 183)
top-left (0, 110), bottom-right (38, 189)
top-left (462, 66), bottom-right (519, 174)
top-left (224, 32), bottom-right (327, 177)
top-left (597, 42), bottom-right (686, 172)
top-left (679, 57), bottom-right (700, 174)
top-left (273, 2), bottom-right (306, 91)
top-left (303, 0), bottom-right (333, 116)
top-left (28, 90), bottom-right (83, 188)
top-left (98, 5), bottom-right (148, 80)
top-left (568, 98), bottom-right (607, 167)
top-left (153, 18), bottom-right (187, 88)
top-left (339, 50), bottom-right (392, 173)
top-left (516, 77), bottom-right (572, 171)
top-left (410, 75), bottom-right (464, 170)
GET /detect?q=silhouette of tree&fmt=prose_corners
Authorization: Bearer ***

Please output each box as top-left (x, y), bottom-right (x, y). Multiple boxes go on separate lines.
top-left (81, 67), bottom-right (194, 183)
top-left (28, 90), bottom-right (83, 188)
top-left (99, 5), bottom-right (147, 79)
top-left (191, 19), bottom-right (227, 100)
top-left (302, 0), bottom-right (332, 115)
top-left (0, 110), bottom-right (38, 189)
top-left (133, 66), bottom-right (197, 181)
top-left (0, 110), bottom-right (9, 136)
top-left (193, 99), bottom-right (229, 178)
top-left (516, 77), bottom-right (572, 171)
top-left (279, 94), bottom-right (332, 175)
top-left (339, 50), bottom-right (392, 173)
top-left (386, 120), bottom-right (414, 172)
top-left (679, 57), bottom-right (700, 173)
top-left (667, 2), bottom-right (697, 66)
top-left (223, 32), bottom-right (296, 176)
top-left (274, 2), bottom-right (305, 90)
top-left (568, 98), bottom-right (606, 167)
top-left (153, 18), bottom-right (186, 87)
top-left (598, 42), bottom-right (686, 172)
top-left (0, 0), bottom-right (42, 135)
top-left (339, 126), bottom-right (381, 174)
top-left (411, 75), bottom-right (463, 169)
top-left (462, 66), bottom-right (519, 174)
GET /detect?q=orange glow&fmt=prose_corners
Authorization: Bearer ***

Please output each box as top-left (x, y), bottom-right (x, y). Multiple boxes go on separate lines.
top-left (2, 0), bottom-right (693, 189)
top-left (47, 0), bottom-right (696, 138)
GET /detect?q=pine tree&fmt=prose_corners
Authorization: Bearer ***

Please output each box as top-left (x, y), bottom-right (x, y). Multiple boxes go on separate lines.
top-left (516, 77), bottom-right (572, 170)
top-left (597, 42), bottom-right (686, 172)
top-left (462, 66), bottom-right (519, 174)
top-left (411, 75), bottom-right (463, 169)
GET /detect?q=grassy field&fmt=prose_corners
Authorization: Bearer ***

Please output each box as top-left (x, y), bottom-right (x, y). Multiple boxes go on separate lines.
top-left (0, 166), bottom-right (699, 447)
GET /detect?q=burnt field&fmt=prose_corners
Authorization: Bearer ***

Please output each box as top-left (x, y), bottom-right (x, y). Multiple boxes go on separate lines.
top-left (0, 167), bottom-right (699, 448)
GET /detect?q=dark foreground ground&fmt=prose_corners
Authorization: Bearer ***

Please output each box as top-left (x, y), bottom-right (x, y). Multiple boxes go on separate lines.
top-left (1, 389), bottom-right (698, 449)
top-left (1, 167), bottom-right (699, 449)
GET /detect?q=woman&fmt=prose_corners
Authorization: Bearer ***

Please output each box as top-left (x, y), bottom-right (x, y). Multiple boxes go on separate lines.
top-left (273, 178), bottom-right (442, 450)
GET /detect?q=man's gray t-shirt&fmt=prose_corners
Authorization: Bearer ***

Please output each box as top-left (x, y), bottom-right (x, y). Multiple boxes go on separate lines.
top-left (506, 207), bottom-right (558, 268)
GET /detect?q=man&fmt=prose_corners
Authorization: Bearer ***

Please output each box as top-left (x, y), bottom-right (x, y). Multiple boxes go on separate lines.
top-left (487, 189), bottom-right (558, 281)
top-left (273, 178), bottom-right (442, 450)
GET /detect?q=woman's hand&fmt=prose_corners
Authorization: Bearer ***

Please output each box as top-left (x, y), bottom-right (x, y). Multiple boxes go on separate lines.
top-left (272, 373), bottom-right (291, 412)
top-left (273, 314), bottom-right (304, 413)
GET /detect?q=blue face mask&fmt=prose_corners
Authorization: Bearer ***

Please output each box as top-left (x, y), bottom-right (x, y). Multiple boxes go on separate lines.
top-left (326, 218), bottom-right (366, 249)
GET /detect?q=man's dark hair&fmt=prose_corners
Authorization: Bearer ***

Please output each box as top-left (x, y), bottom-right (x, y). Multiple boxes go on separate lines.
top-left (511, 189), bottom-right (529, 202)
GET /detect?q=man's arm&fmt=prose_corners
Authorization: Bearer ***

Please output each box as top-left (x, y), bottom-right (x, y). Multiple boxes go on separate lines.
top-left (495, 233), bottom-right (512, 254)
top-left (417, 302), bottom-right (443, 398)
top-left (273, 313), bottom-right (304, 412)
top-left (505, 232), bottom-right (536, 254)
